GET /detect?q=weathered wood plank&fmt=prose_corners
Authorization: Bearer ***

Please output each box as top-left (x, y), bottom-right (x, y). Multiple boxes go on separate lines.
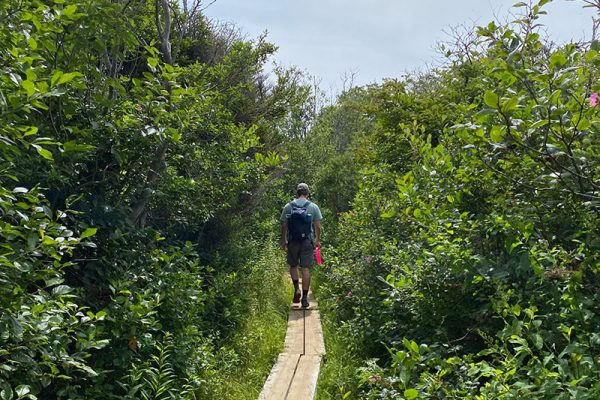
top-left (303, 310), bottom-right (325, 356)
top-left (286, 355), bottom-right (322, 400)
top-left (283, 310), bottom-right (304, 354)
top-left (258, 353), bottom-right (301, 400)
top-left (259, 278), bottom-right (325, 400)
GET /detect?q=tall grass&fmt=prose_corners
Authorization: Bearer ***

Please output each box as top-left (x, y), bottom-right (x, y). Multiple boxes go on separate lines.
top-left (200, 241), bottom-right (291, 399)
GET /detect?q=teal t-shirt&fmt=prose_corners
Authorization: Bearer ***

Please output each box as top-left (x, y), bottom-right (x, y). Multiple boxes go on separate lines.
top-left (280, 198), bottom-right (323, 239)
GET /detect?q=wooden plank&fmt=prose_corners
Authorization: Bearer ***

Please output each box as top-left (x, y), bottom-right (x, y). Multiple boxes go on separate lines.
top-left (303, 310), bottom-right (325, 356)
top-left (285, 355), bottom-right (322, 400)
top-left (283, 309), bottom-right (304, 354)
top-left (260, 277), bottom-right (325, 400)
top-left (258, 353), bottom-right (301, 400)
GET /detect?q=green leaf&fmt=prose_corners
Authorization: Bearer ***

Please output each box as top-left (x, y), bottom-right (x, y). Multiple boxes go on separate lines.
top-left (490, 126), bottom-right (505, 142)
top-left (31, 304), bottom-right (45, 313)
top-left (380, 210), bottom-right (396, 218)
top-left (1, 387), bottom-right (13, 400)
top-left (80, 227), bottom-right (97, 239)
top-left (15, 385), bottom-right (30, 397)
top-left (62, 4), bottom-right (78, 17)
top-left (28, 37), bottom-right (38, 50)
top-left (501, 71), bottom-right (517, 85)
top-left (512, 304), bottom-right (521, 316)
top-left (502, 97), bottom-right (519, 112)
top-left (404, 388), bottom-right (419, 400)
top-left (410, 340), bottom-right (420, 354)
top-left (484, 91), bottom-right (499, 108)
top-left (53, 285), bottom-right (72, 295)
top-left (42, 236), bottom-right (56, 246)
top-left (27, 233), bottom-right (38, 250)
top-left (21, 80), bottom-right (35, 97)
top-left (63, 141), bottom-right (95, 152)
top-left (50, 70), bottom-right (63, 87)
top-left (530, 119), bottom-right (548, 129)
top-left (23, 126), bottom-right (38, 136)
top-left (11, 318), bottom-right (23, 339)
top-left (96, 310), bottom-right (107, 320)
top-left (147, 57), bottom-right (159, 70)
top-left (45, 277), bottom-right (64, 287)
top-left (549, 89), bottom-right (562, 104)
top-left (550, 52), bottom-right (567, 68)
top-left (144, 45), bottom-right (159, 56)
top-left (532, 333), bottom-right (544, 350)
top-left (575, 117), bottom-right (591, 131)
top-left (66, 360), bottom-right (98, 377)
top-left (14, 262), bottom-right (32, 272)
top-left (85, 339), bottom-right (110, 350)
top-left (36, 147), bottom-right (54, 160)
top-left (56, 72), bottom-right (82, 86)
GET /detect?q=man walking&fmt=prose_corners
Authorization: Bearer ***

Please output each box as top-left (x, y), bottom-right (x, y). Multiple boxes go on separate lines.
top-left (280, 183), bottom-right (322, 308)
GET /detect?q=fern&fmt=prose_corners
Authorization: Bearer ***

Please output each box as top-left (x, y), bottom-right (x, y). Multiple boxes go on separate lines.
top-left (115, 333), bottom-right (198, 400)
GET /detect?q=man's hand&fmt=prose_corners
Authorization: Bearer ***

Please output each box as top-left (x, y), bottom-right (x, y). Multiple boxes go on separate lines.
top-left (314, 239), bottom-right (320, 249)
top-left (281, 241), bottom-right (288, 251)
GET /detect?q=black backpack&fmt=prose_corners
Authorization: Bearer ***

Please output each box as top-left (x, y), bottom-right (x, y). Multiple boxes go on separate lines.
top-left (287, 201), bottom-right (312, 242)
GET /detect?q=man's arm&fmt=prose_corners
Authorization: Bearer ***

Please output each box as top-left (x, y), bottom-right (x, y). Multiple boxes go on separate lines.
top-left (314, 220), bottom-right (321, 249)
top-left (281, 220), bottom-right (288, 251)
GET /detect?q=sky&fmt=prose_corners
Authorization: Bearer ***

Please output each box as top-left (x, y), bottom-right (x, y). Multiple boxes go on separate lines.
top-left (202, 0), bottom-right (596, 92)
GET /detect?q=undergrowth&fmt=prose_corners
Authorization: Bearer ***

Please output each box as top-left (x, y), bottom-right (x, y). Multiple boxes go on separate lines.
top-left (313, 266), bottom-right (361, 400)
top-left (199, 242), bottom-right (290, 399)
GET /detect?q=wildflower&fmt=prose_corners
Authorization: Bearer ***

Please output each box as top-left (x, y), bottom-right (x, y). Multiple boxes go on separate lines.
top-left (365, 255), bottom-right (374, 264)
top-left (590, 93), bottom-right (600, 107)
top-left (369, 375), bottom-right (382, 382)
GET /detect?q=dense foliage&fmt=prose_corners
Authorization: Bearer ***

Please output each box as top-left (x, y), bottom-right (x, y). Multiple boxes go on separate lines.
top-left (3, 0), bottom-right (599, 399)
top-left (0, 0), bottom-right (302, 398)
top-left (303, 1), bottom-right (600, 399)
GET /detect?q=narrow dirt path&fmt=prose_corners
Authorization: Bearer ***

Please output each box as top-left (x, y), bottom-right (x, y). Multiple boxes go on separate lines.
top-left (259, 288), bottom-right (325, 400)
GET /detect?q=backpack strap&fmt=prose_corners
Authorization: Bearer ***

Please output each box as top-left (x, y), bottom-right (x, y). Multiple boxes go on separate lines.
top-left (292, 200), bottom-right (310, 208)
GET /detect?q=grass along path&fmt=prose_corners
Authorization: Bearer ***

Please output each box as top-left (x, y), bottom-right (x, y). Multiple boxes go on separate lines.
top-left (197, 247), bottom-right (291, 399)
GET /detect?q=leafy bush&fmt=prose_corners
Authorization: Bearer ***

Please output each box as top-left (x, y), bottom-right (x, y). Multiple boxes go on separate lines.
top-left (312, 1), bottom-right (600, 398)
top-left (1, 0), bottom-right (298, 398)
top-left (0, 187), bottom-right (103, 398)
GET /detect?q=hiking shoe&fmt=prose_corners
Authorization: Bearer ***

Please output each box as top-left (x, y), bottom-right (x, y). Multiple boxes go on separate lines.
top-left (301, 296), bottom-right (309, 308)
top-left (293, 290), bottom-right (301, 304)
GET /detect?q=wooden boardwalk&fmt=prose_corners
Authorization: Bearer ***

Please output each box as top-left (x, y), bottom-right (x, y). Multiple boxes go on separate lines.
top-left (258, 290), bottom-right (325, 400)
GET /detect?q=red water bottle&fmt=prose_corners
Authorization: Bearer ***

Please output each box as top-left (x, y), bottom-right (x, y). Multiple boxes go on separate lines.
top-left (315, 246), bottom-right (323, 266)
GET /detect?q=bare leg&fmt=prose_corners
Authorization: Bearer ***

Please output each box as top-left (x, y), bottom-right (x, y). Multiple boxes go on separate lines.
top-left (290, 266), bottom-right (299, 281)
top-left (302, 267), bottom-right (311, 291)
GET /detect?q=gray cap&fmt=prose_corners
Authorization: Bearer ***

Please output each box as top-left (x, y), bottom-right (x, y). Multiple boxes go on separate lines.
top-left (297, 182), bottom-right (309, 192)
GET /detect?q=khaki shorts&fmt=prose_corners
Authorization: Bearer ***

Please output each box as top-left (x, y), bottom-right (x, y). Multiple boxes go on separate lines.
top-left (287, 239), bottom-right (314, 268)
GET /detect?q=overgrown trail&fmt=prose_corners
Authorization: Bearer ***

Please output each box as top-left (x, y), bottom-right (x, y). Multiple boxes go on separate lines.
top-left (259, 285), bottom-right (325, 400)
